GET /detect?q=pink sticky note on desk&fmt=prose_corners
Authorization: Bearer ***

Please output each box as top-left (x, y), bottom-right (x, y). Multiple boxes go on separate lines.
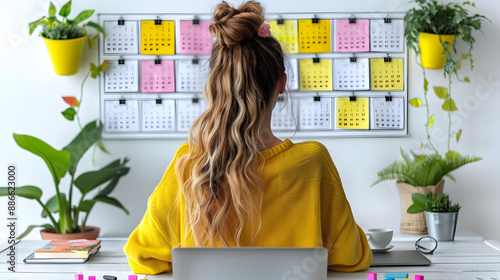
top-left (140, 60), bottom-right (175, 93)
top-left (179, 20), bottom-right (213, 54)
top-left (335, 19), bottom-right (370, 52)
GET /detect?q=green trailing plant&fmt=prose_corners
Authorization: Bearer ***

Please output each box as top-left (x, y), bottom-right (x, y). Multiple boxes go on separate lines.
top-left (0, 60), bottom-right (130, 239)
top-left (408, 192), bottom-right (461, 213)
top-left (29, 0), bottom-right (105, 47)
top-left (373, 0), bottom-right (486, 189)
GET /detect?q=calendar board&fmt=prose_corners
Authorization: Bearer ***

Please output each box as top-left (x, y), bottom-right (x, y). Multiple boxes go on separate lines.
top-left (98, 12), bottom-right (407, 139)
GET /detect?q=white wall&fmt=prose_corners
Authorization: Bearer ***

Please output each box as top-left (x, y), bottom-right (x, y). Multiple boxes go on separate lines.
top-left (1, 0), bottom-right (499, 241)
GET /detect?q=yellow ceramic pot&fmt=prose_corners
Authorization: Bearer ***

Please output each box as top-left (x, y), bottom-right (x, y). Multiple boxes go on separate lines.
top-left (418, 32), bottom-right (456, 69)
top-left (43, 35), bottom-right (87, 75)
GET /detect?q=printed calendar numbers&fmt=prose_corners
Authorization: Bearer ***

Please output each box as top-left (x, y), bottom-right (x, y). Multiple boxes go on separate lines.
top-left (142, 99), bottom-right (176, 131)
top-left (299, 59), bottom-right (333, 91)
top-left (370, 97), bottom-right (404, 129)
top-left (334, 19), bottom-right (370, 52)
top-left (335, 97), bottom-right (369, 129)
top-left (104, 21), bottom-right (138, 54)
top-left (298, 19), bottom-right (332, 53)
top-left (140, 20), bottom-right (175, 55)
top-left (269, 20), bottom-right (299, 53)
top-left (333, 58), bottom-right (370, 90)
top-left (176, 59), bottom-right (209, 92)
top-left (299, 97), bottom-right (333, 130)
top-left (140, 60), bottom-right (176, 93)
top-left (370, 19), bottom-right (404, 52)
top-left (370, 58), bottom-right (404, 91)
top-left (104, 100), bottom-right (139, 132)
top-left (176, 98), bottom-right (207, 132)
top-left (271, 97), bottom-right (297, 131)
top-left (104, 60), bottom-right (139, 92)
top-left (178, 20), bottom-right (213, 54)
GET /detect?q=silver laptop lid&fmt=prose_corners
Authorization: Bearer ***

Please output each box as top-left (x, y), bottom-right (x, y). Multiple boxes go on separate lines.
top-left (172, 247), bottom-right (328, 280)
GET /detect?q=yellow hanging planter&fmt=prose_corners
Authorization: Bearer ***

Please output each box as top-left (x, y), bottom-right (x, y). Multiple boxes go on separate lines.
top-left (43, 35), bottom-right (87, 75)
top-left (418, 32), bottom-right (456, 69)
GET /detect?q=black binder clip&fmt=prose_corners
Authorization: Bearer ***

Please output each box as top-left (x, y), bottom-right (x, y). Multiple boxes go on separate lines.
top-left (192, 58), bottom-right (199, 64)
top-left (312, 15), bottom-right (319, 24)
top-left (193, 17), bottom-right (200, 24)
top-left (192, 97), bottom-right (199, 104)
top-left (384, 17), bottom-right (392, 23)
top-left (384, 53), bottom-right (392, 62)
top-left (118, 56), bottom-right (125, 64)
top-left (314, 94), bottom-right (321, 101)
top-left (350, 93), bottom-right (356, 102)
top-left (350, 55), bottom-right (357, 63)
top-left (155, 57), bottom-right (162, 64)
top-left (118, 17), bottom-right (125, 26)
top-left (385, 92), bottom-right (392, 102)
top-left (119, 98), bottom-right (126, 105)
top-left (277, 16), bottom-right (284, 25)
top-left (349, 17), bottom-right (356, 24)
top-left (156, 97), bottom-right (163, 104)
top-left (313, 55), bottom-right (320, 63)
top-left (155, 16), bottom-right (162, 25)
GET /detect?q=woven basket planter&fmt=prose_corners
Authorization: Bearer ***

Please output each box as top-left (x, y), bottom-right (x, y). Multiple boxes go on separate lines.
top-left (397, 180), bottom-right (444, 234)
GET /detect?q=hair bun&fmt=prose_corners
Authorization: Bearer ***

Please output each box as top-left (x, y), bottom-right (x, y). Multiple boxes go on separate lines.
top-left (210, 1), bottom-right (265, 47)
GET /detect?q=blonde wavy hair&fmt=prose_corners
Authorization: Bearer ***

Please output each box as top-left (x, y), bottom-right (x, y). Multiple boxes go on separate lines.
top-left (175, 1), bottom-right (286, 247)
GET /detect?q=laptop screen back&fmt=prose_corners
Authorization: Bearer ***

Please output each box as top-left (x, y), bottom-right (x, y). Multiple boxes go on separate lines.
top-left (172, 247), bottom-right (328, 280)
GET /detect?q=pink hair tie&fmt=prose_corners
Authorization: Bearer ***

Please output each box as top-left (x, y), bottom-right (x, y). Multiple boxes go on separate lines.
top-left (257, 23), bottom-right (272, 38)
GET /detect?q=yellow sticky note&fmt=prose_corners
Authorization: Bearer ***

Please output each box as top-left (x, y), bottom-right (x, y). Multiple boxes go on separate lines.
top-left (299, 59), bottom-right (333, 91)
top-left (370, 58), bottom-right (404, 91)
top-left (141, 20), bottom-right (175, 55)
top-left (269, 20), bottom-right (299, 53)
top-left (298, 19), bottom-right (331, 53)
top-left (336, 97), bottom-right (369, 129)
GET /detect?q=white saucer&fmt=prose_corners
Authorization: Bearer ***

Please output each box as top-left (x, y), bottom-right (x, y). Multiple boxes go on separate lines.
top-left (371, 245), bottom-right (394, 252)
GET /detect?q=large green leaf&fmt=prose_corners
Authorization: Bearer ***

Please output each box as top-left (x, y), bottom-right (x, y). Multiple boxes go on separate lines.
top-left (433, 86), bottom-right (449, 99)
top-left (74, 158), bottom-right (129, 196)
top-left (29, 17), bottom-right (48, 35)
top-left (442, 98), bottom-right (458, 111)
top-left (48, 2), bottom-right (56, 17)
top-left (41, 194), bottom-right (59, 218)
top-left (94, 196), bottom-right (129, 214)
top-left (63, 120), bottom-right (102, 176)
top-left (13, 134), bottom-right (70, 186)
top-left (59, 0), bottom-right (71, 18)
top-left (86, 21), bottom-right (106, 36)
top-left (0, 185), bottom-right (42, 200)
top-left (78, 200), bottom-right (96, 213)
top-left (72, 10), bottom-right (94, 25)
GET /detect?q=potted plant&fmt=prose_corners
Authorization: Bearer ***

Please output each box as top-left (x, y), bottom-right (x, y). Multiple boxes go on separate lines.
top-left (29, 0), bottom-right (105, 75)
top-left (408, 192), bottom-right (461, 241)
top-left (405, 0), bottom-right (487, 69)
top-left (0, 61), bottom-right (130, 240)
top-left (372, 0), bottom-right (486, 235)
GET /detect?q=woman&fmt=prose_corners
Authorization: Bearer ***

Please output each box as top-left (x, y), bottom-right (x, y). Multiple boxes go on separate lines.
top-left (124, 1), bottom-right (372, 274)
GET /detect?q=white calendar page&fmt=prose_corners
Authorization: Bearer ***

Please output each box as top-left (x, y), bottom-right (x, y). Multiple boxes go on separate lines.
top-left (370, 97), bottom-right (404, 129)
top-left (271, 97), bottom-right (297, 131)
top-left (142, 99), bottom-right (176, 132)
top-left (298, 97), bottom-right (333, 130)
top-left (103, 20), bottom-right (138, 54)
top-left (286, 58), bottom-right (299, 91)
top-left (176, 59), bottom-right (209, 92)
top-left (370, 19), bottom-right (404, 52)
top-left (104, 100), bottom-right (139, 132)
top-left (176, 98), bottom-right (207, 132)
top-left (333, 58), bottom-right (370, 90)
top-left (104, 60), bottom-right (139, 92)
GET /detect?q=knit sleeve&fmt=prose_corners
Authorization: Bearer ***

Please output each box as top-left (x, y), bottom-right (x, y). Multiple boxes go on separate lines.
top-left (123, 143), bottom-right (189, 274)
top-left (313, 142), bottom-right (373, 271)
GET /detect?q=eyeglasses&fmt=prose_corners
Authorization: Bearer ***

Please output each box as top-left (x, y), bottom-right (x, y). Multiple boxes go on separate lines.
top-left (415, 236), bottom-right (438, 255)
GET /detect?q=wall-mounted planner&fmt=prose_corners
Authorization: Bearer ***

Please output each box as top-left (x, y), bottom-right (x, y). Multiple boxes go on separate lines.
top-left (98, 12), bottom-right (407, 139)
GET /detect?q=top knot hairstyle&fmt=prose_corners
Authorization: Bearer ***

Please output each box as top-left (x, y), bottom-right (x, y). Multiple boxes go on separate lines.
top-left (175, 1), bottom-right (287, 247)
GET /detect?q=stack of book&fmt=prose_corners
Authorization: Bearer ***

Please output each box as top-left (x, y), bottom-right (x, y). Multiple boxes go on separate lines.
top-left (24, 239), bottom-right (101, 263)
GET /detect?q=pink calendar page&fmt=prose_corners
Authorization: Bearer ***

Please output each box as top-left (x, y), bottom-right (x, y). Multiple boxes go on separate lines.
top-left (335, 19), bottom-right (370, 52)
top-left (140, 60), bottom-right (175, 93)
top-left (178, 20), bottom-right (213, 54)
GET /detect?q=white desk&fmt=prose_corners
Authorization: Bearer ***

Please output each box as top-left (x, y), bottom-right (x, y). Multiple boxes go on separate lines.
top-left (1, 238), bottom-right (500, 280)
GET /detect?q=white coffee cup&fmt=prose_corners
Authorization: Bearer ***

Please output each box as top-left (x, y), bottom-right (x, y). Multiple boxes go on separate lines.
top-left (365, 228), bottom-right (393, 249)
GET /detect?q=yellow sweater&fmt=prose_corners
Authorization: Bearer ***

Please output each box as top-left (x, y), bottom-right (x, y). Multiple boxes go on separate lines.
top-left (123, 139), bottom-right (372, 274)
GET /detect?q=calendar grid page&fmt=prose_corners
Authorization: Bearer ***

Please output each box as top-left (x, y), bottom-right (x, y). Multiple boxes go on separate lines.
top-left (98, 12), bottom-right (407, 139)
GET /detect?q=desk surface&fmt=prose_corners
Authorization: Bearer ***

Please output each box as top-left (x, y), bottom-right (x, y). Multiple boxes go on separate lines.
top-left (1, 238), bottom-right (500, 280)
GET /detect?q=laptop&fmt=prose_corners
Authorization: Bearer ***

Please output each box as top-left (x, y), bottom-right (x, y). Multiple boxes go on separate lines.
top-left (172, 247), bottom-right (328, 280)
top-left (371, 250), bottom-right (431, 267)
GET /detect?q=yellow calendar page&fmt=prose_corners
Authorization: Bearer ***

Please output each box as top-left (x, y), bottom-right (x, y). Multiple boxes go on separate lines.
top-left (298, 19), bottom-right (331, 53)
top-left (269, 20), bottom-right (299, 53)
top-left (141, 20), bottom-right (175, 55)
top-left (370, 58), bottom-right (404, 91)
top-left (336, 97), bottom-right (369, 129)
top-left (299, 59), bottom-right (333, 91)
